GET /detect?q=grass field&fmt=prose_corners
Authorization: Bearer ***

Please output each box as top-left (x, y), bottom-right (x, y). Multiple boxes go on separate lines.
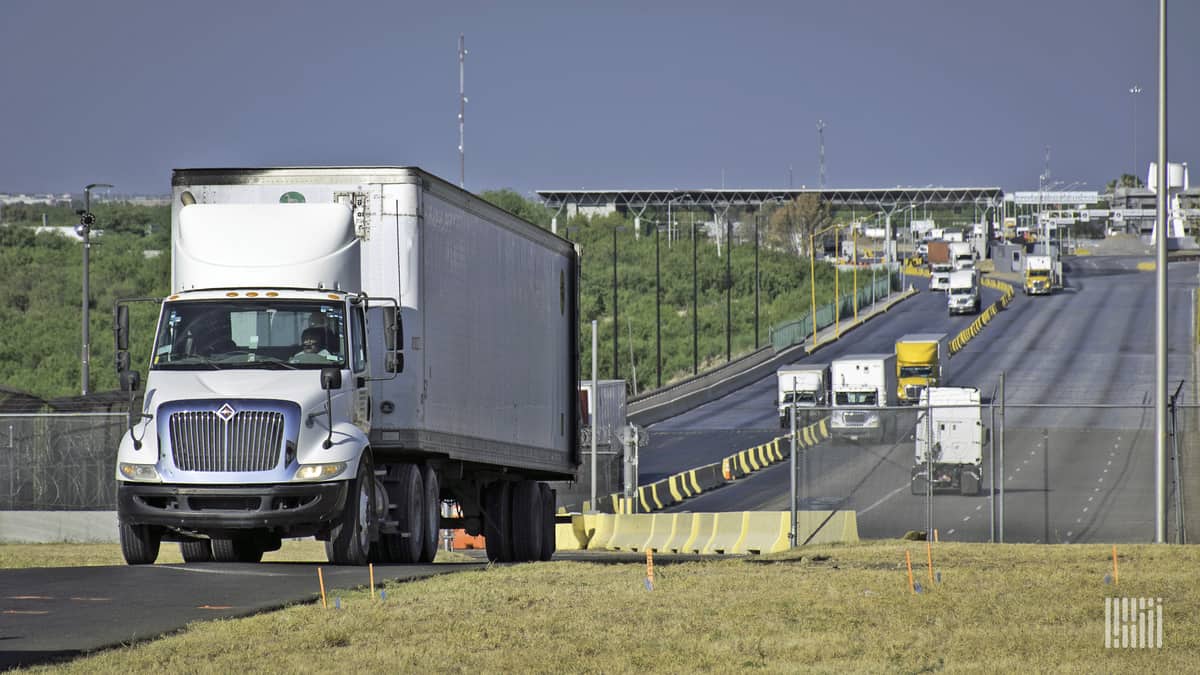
top-left (8, 540), bottom-right (1200, 672)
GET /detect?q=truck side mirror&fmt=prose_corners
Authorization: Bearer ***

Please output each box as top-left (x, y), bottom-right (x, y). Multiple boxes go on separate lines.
top-left (320, 367), bottom-right (342, 390)
top-left (120, 370), bottom-right (141, 393)
top-left (115, 304), bottom-right (130, 351)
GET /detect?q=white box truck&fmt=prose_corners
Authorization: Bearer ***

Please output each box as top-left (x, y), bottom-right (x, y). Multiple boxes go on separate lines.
top-left (830, 354), bottom-right (897, 443)
top-left (777, 364), bottom-right (829, 428)
top-left (912, 387), bottom-right (985, 496)
top-left (946, 270), bottom-right (980, 315)
top-left (948, 241), bottom-right (974, 271)
top-left (112, 167), bottom-right (579, 566)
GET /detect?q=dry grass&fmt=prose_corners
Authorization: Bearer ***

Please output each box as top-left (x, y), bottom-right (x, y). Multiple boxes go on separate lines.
top-left (15, 541), bottom-right (1200, 673)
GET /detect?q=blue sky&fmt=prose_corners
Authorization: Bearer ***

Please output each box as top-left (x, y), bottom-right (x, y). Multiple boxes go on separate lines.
top-left (1, 1), bottom-right (1195, 197)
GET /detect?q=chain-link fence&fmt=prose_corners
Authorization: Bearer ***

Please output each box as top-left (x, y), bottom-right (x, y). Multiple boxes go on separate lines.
top-left (645, 399), bottom-right (1198, 545)
top-left (0, 413), bottom-right (125, 510)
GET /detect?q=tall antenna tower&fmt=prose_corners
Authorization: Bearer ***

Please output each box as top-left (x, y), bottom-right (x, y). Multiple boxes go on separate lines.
top-left (458, 34), bottom-right (467, 189)
top-left (817, 120), bottom-right (827, 188)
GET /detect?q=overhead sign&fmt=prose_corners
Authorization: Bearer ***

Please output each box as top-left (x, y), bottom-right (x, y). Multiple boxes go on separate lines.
top-left (1011, 191), bottom-right (1099, 205)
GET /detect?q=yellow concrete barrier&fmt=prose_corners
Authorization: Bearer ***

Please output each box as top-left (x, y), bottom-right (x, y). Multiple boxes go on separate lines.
top-left (796, 511), bottom-right (860, 545)
top-left (702, 512), bottom-right (749, 554)
top-left (682, 513), bottom-right (717, 554)
top-left (586, 513), bottom-right (617, 550)
top-left (733, 511), bottom-right (792, 554)
top-left (662, 513), bottom-right (695, 553)
top-left (1137, 261), bottom-right (1156, 271)
top-left (643, 514), bottom-right (678, 552)
top-left (606, 513), bottom-right (655, 551)
top-left (555, 521), bottom-right (588, 550)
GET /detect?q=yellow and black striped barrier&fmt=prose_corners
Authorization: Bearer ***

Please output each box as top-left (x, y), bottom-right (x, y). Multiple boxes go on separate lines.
top-left (949, 277), bottom-right (1015, 355)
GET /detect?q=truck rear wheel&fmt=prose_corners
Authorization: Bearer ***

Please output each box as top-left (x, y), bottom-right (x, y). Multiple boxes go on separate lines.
top-left (179, 538), bottom-right (212, 563)
top-left (911, 476), bottom-right (927, 496)
top-left (326, 454), bottom-right (376, 565)
top-left (484, 482), bottom-right (513, 562)
top-left (510, 480), bottom-right (543, 562)
top-left (119, 520), bottom-right (161, 565)
top-left (384, 463), bottom-right (424, 563)
top-left (538, 483), bottom-right (556, 561)
top-left (213, 535), bottom-right (263, 563)
top-left (419, 465), bottom-right (440, 563)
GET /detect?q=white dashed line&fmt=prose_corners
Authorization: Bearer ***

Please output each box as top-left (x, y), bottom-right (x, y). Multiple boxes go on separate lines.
top-left (975, 504), bottom-right (983, 511)
top-left (1083, 507), bottom-right (1089, 513)
top-left (962, 516), bottom-right (971, 522)
top-left (1088, 496), bottom-right (1094, 502)
top-left (947, 529), bottom-right (956, 535)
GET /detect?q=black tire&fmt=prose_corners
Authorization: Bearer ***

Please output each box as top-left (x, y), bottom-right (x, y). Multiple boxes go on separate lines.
top-left (179, 538), bottom-right (212, 563)
top-left (510, 480), bottom-right (543, 562)
top-left (538, 483), bottom-right (556, 562)
top-left (484, 482), bottom-right (513, 563)
top-left (212, 535), bottom-right (263, 563)
top-left (961, 471), bottom-right (980, 497)
top-left (385, 463), bottom-right (424, 563)
top-left (418, 465), bottom-right (440, 563)
top-left (119, 520), bottom-right (161, 565)
top-left (326, 454), bottom-right (376, 565)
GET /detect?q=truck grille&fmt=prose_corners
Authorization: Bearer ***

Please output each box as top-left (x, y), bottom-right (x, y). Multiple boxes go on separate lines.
top-left (169, 410), bottom-right (285, 472)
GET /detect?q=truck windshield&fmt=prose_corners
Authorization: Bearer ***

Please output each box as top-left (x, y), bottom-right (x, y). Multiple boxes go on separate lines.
top-left (151, 300), bottom-right (347, 370)
top-left (783, 391), bottom-right (817, 404)
top-left (835, 391), bottom-right (877, 406)
top-left (899, 366), bottom-right (933, 378)
top-left (950, 287), bottom-right (972, 295)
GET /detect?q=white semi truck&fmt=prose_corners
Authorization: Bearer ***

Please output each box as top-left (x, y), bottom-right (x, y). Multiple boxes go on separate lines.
top-left (911, 387), bottom-right (985, 496)
top-left (112, 167), bottom-right (579, 566)
top-left (948, 241), bottom-right (974, 271)
top-left (776, 364), bottom-right (829, 428)
top-left (830, 354), bottom-right (897, 443)
top-left (946, 270), bottom-right (980, 315)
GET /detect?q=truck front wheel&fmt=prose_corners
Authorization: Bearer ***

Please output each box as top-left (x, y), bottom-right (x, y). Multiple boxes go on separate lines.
top-left (120, 520), bottom-right (161, 565)
top-left (326, 454), bottom-right (376, 565)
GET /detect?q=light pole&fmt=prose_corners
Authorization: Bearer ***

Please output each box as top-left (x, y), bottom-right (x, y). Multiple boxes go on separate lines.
top-left (611, 226), bottom-right (623, 380)
top-left (1130, 84), bottom-right (1142, 183)
top-left (725, 216), bottom-right (732, 362)
top-left (692, 212), bottom-right (698, 375)
top-left (756, 197), bottom-right (785, 348)
top-left (78, 182), bottom-right (112, 395)
top-left (654, 219), bottom-right (662, 388)
top-left (808, 222), bottom-right (849, 347)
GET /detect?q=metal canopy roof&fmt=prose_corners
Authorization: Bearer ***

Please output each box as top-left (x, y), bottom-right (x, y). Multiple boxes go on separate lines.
top-left (536, 187), bottom-right (1004, 213)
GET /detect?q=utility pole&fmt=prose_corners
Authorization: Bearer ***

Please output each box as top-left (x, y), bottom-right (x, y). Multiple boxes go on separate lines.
top-left (458, 33), bottom-right (467, 189)
top-left (79, 182), bottom-right (112, 396)
top-left (1130, 84), bottom-right (1142, 183)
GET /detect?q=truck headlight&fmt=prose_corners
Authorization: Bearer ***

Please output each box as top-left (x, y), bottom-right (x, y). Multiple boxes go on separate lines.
top-left (119, 462), bottom-right (161, 482)
top-left (295, 462), bottom-right (347, 481)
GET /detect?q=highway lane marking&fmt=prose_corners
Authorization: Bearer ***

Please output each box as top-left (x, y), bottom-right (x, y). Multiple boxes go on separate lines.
top-left (976, 505), bottom-right (982, 511)
top-left (1088, 496), bottom-right (1094, 502)
top-left (2, 609), bottom-right (49, 615)
top-left (1083, 507), bottom-right (1089, 512)
top-left (947, 529), bottom-right (956, 535)
top-left (859, 484), bottom-right (909, 515)
top-left (962, 516), bottom-right (970, 522)
top-left (7, 595), bottom-right (51, 600)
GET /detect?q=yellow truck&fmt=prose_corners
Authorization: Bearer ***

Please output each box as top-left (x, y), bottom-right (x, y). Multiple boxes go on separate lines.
top-left (895, 333), bottom-right (949, 405)
top-left (1023, 254), bottom-right (1059, 295)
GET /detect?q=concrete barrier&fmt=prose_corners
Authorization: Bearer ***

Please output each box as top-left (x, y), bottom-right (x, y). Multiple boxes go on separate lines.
top-left (642, 514), bottom-right (678, 552)
top-left (586, 513), bottom-right (618, 550)
top-left (555, 522), bottom-right (587, 550)
top-left (733, 511), bottom-right (792, 554)
top-left (701, 512), bottom-right (748, 554)
top-left (661, 513), bottom-right (695, 553)
top-left (681, 513), bottom-right (717, 554)
top-left (606, 513), bottom-right (655, 551)
top-left (0, 511), bottom-right (118, 543)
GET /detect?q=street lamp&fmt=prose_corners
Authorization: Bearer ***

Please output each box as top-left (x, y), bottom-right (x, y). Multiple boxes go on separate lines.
top-left (725, 215), bottom-right (732, 362)
top-left (756, 197), bottom-right (785, 348)
top-left (654, 219), bottom-right (662, 388)
top-left (611, 225), bottom-right (625, 381)
top-left (1130, 84), bottom-right (1142, 182)
top-left (692, 211), bottom-right (699, 375)
top-left (808, 222), bottom-right (853, 347)
top-left (78, 182), bottom-right (112, 395)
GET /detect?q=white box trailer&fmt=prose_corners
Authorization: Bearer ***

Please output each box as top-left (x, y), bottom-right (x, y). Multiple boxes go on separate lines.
top-left (777, 364), bottom-right (829, 428)
top-left (113, 167), bottom-right (578, 566)
top-left (830, 354), bottom-right (897, 443)
top-left (912, 387), bottom-right (985, 496)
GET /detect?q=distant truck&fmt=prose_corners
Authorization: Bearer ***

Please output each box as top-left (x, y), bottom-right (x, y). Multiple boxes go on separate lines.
top-left (927, 241), bottom-right (953, 291)
top-left (948, 241), bottom-right (974, 271)
top-left (777, 364), bottom-right (829, 428)
top-left (112, 167), bottom-right (579, 566)
top-left (947, 270), bottom-right (981, 315)
top-left (894, 334), bottom-right (948, 405)
top-left (912, 387), bottom-right (985, 496)
top-left (830, 354), bottom-right (897, 443)
top-left (1024, 254), bottom-right (1060, 295)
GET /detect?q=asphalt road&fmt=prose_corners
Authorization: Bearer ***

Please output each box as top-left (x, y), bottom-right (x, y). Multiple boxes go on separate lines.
top-left (645, 255), bottom-right (1198, 544)
top-left (0, 561), bottom-right (482, 670)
